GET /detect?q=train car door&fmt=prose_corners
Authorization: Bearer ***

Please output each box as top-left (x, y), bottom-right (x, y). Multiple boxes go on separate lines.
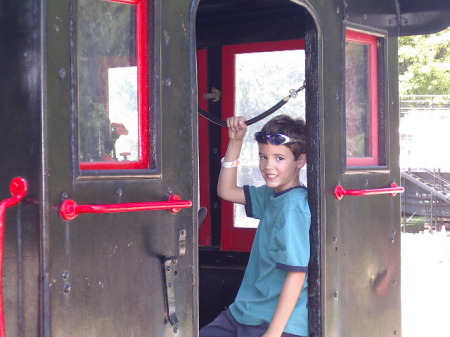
top-left (41, 1), bottom-right (197, 336)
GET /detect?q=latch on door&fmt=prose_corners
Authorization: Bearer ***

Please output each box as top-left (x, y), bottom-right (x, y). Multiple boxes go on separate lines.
top-left (163, 228), bottom-right (187, 335)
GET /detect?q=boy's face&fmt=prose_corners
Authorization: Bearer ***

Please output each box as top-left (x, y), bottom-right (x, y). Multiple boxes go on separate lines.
top-left (258, 142), bottom-right (306, 193)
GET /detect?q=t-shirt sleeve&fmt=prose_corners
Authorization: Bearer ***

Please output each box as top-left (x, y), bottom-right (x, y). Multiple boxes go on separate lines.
top-left (274, 209), bottom-right (311, 272)
top-left (244, 185), bottom-right (270, 219)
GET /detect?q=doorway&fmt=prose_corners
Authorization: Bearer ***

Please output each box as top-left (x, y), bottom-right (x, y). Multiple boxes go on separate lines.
top-left (195, 0), bottom-right (321, 334)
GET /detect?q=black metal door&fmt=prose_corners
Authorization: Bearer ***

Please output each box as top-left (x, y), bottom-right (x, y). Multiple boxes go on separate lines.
top-left (41, 0), bottom-right (197, 336)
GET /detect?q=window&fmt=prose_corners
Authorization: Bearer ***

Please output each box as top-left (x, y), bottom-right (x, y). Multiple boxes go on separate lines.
top-left (77, 0), bottom-right (150, 171)
top-left (345, 30), bottom-right (379, 167)
top-left (221, 40), bottom-right (306, 251)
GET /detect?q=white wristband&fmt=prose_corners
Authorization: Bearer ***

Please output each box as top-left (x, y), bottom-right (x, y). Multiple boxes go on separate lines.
top-left (221, 157), bottom-right (240, 168)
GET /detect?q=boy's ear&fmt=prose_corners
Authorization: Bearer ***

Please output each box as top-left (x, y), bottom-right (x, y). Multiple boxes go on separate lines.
top-left (296, 153), bottom-right (307, 169)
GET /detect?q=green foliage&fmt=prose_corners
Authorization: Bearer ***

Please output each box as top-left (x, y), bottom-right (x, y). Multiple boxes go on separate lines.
top-left (399, 27), bottom-right (450, 95)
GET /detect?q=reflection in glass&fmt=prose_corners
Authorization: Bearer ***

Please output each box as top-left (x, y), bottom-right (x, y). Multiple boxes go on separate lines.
top-left (345, 41), bottom-right (370, 158)
top-left (77, 0), bottom-right (138, 163)
top-left (234, 49), bottom-right (306, 228)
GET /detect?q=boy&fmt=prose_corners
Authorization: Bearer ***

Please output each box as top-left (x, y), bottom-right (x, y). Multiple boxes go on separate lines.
top-left (200, 114), bottom-right (310, 337)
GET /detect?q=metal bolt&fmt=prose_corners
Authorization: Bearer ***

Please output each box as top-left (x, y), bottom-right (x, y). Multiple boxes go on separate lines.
top-left (167, 187), bottom-right (173, 195)
top-left (164, 78), bottom-right (172, 86)
top-left (61, 192), bottom-right (68, 199)
top-left (63, 283), bottom-right (71, 294)
top-left (62, 271), bottom-right (69, 280)
top-left (334, 291), bottom-right (338, 298)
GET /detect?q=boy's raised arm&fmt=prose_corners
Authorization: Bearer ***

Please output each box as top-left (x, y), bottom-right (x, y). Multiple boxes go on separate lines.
top-left (217, 117), bottom-right (247, 205)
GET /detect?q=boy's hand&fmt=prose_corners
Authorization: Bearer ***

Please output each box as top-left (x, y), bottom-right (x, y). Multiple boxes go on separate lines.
top-left (226, 116), bottom-right (247, 141)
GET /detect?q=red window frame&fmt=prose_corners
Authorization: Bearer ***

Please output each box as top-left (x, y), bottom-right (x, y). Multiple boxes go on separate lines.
top-left (80, 0), bottom-right (150, 171)
top-left (345, 30), bottom-right (379, 167)
top-left (221, 40), bottom-right (305, 252)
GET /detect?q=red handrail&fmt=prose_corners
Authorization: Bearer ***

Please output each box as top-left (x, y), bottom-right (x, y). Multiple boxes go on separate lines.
top-left (60, 194), bottom-right (193, 221)
top-left (0, 178), bottom-right (28, 337)
top-left (334, 182), bottom-right (404, 200)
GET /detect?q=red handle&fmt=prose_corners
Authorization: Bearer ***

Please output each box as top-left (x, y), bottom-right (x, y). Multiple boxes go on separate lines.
top-left (0, 178), bottom-right (28, 337)
top-left (334, 182), bottom-right (404, 200)
top-left (60, 194), bottom-right (193, 221)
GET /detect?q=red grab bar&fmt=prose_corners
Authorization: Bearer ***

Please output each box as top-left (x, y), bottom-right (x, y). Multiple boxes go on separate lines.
top-left (60, 194), bottom-right (193, 221)
top-left (334, 182), bottom-right (404, 200)
top-left (0, 178), bottom-right (28, 337)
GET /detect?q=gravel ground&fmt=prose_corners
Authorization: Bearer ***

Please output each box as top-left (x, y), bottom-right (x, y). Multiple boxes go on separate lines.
top-left (402, 232), bottom-right (450, 337)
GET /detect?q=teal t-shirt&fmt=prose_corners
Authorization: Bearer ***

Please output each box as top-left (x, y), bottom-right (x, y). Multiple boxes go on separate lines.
top-left (229, 185), bottom-right (311, 336)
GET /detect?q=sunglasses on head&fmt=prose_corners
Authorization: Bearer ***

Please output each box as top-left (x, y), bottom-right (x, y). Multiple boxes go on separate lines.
top-left (254, 132), bottom-right (303, 145)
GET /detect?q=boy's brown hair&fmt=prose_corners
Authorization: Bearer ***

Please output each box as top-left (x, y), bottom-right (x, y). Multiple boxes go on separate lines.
top-left (258, 114), bottom-right (307, 160)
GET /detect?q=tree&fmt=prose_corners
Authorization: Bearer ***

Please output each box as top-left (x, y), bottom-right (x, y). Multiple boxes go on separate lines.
top-left (399, 27), bottom-right (450, 95)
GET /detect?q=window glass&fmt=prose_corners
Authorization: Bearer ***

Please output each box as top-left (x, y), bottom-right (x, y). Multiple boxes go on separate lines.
top-left (77, 0), bottom-right (149, 170)
top-left (234, 49), bottom-right (306, 228)
top-left (345, 41), bottom-right (370, 157)
top-left (345, 30), bottom-right (379, 167)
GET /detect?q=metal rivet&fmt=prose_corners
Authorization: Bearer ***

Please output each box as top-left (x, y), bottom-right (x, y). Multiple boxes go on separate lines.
top-left (116, 188), bottom-right (123, 197)
top-left (167, 187), bottom-right (173, 195)
top-left (61, 192), bottom-right (68, 199)
top-left (62, 271), bottom-right (69, 280)
top-left (63, 283), bottom-right (71, 294)
top-left (59, 67), bottom-right (66, 79)
top-left (334, 291), bottom-right (338, 298)
top-left (164, 78), bottom-right (172, 86)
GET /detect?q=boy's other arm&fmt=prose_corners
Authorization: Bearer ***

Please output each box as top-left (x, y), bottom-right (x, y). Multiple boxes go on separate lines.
top-left (263, 271), bottom-right (307, 337)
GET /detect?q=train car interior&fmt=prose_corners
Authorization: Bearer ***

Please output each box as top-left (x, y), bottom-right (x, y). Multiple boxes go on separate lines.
top-left (195, 0), bottom-right (319, 329)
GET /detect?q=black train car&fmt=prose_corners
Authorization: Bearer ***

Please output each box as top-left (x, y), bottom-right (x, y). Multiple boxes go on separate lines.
top-left (0, 0), bottom-right (449, 336)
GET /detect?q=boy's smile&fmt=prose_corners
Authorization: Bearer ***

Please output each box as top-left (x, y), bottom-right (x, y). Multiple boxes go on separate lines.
top-left (258, 143), bottom-right (306, 193)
